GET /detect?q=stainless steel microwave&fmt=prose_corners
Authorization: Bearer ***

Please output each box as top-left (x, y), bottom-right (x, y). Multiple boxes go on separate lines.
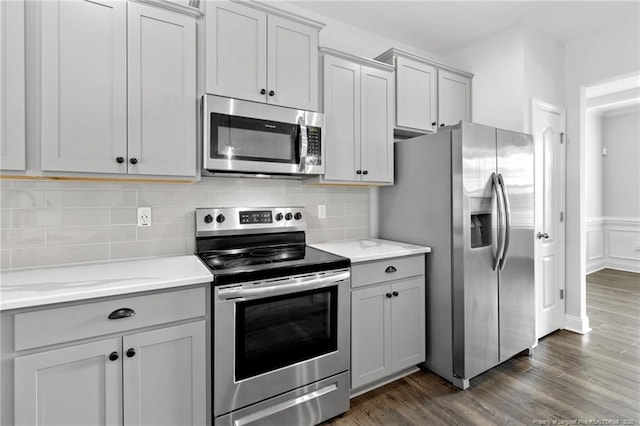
top-left (203, 95), bottom-right (324, 176)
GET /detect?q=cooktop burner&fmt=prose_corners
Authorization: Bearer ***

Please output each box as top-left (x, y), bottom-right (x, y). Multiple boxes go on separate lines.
top-left (201, 244), bottom-right (305, 270)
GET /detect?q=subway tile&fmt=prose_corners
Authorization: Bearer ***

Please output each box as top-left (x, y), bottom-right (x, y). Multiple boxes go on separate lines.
top-left (205, 177), bottom-right (252, 192)
top-left (0, 189), bottom-right (45, 209)
top-left (45, 189), bottom-right (137, 208)
top-left (249, 179), bottom-right (288, 192)
top-left (46, 225), bottom-right (136, 246)
top-left (110, 208), bottom-right (136, 225)
top-left (0, 249), bottom-right (10, 269)
top-left (344, 227), bottom-right (370, 240)
top-left (0, 209), bottom-right (10, 229)
top-left (151, 206), bottom-right (193, 224)
top-left (12, 208), bottom-right (110, 228)
top-left (344, 203), bottom-right (370, 216)
top-left (109, 181), bottom-right (206, 192)
top-left (1, 180), bottom-right (10, 188)
top-left (314, 216), bottom-right (369, 230)
top-left (109, 238), bottom-right (189, 260)
top-left (137, 190), bottom-right (207, 207)
top-left (325, 204), bottom-right (345, 217)
top-left (0, 228), bottom-right (46, 249)
top-left (306, 229), bottom-right (345, 244)
top-left (11, 180), bottom-right (109, 190)
top-left (11, 244), bottom-right (109, 269)
top-left (136, 222), bottom-right (189, 241)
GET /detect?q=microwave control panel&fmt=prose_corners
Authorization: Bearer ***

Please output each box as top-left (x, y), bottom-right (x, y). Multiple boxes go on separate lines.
top-left (306, 127), bottom-right (322, 165)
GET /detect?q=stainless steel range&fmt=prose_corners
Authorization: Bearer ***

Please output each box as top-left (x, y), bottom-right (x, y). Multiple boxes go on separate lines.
top-left (195, 207), bottom-right (351, 426)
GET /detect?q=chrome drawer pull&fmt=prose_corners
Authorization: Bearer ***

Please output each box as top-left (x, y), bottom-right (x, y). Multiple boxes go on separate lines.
top-left (385, 266), bottom-right (397, 273)
top-left (108, 308), bottom-right (136, 320)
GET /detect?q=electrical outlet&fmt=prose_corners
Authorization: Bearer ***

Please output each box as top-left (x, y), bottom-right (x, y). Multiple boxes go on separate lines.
top-left (137, 207), bottom-right (151, 227)
top-left (318, 204), bottom-right (326, 219)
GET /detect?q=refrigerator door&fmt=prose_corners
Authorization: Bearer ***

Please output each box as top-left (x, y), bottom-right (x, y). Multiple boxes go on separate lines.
top-left (453, 122), bottom-right (500, 381)
top-left (496, 129), bottom-right (536, 361)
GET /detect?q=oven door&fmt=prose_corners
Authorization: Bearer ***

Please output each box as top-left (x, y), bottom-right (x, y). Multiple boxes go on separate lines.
top-left (203, 95), bottom-right (324, 175)
top-left (213, 269), bottom-right (350, 417)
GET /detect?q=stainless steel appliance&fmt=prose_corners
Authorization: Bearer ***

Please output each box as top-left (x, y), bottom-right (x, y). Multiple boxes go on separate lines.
top-left (378, 122), bottom-right (535, 389)
top-left (203, 95), bottom-right (324, 176)
top-left (195, 207), bottom-right (350, 425)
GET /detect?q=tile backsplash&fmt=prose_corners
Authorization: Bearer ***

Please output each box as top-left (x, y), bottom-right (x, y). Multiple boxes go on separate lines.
top-left (0, 177), bottom-right (370, 270)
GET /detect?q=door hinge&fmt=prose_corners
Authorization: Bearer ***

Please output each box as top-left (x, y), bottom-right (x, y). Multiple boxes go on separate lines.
top-left (560, 289), bottom-right (564, 300)
top-left (560, 211), bottom-right (564, 222)
top-left (560, 133), bottom-right (566, 144)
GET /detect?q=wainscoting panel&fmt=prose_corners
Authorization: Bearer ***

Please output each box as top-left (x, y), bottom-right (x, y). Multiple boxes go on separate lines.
top-left (586, 218), bottom-right (604, 274)
top-left (587, 217), bottom-right (640, 273)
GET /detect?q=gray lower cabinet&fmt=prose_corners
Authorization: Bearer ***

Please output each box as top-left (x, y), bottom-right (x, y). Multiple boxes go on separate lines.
top-left (350, 255), bottom-right (426, 392)
top-left (6, 286), bottom-right (207, 426)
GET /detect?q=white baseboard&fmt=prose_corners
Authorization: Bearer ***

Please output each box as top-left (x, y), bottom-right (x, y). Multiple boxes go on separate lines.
top-left (563, 314), bottom-right (591, 334)
top-left (603, 259), bottom-right (640, 273)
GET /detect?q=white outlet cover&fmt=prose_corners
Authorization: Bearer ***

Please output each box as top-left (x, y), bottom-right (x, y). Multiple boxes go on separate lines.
top-left (137, 207), bottom-right (152, 227)
top-left (318, 204), bottom-right (326, 219)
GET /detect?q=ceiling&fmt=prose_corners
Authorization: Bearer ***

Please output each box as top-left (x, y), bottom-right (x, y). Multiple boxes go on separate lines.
top-left (290, 1), bottom-right (640, 57)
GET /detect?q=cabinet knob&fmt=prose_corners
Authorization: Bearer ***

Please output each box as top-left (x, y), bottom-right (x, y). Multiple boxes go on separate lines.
top-left (356, 170), bottom-right (362, 174)
top-left (129, 157), bottom-right (138, 165)
top-left (116, 156), bottom-right (125, 164)
top-left (362, 170), bottom-right (368, 175)
top-left (108, 308), bottom-right (136, 320)
top-left (431, 122), bottom-right (436, 126)
top-left (385, 292), bottom-right (392, 298)
top-left (126, 348), bottom-right (136, 358)
top-left (392, 291), bottom-right (399, 297)
top-left (260, 88), bottom-right (266, 95)
top-left (440, 123), bottom-right (445, 127)
top-left (109, 351), bottom-right (119, 362)
top-left (268, 90), bottom-right (275, 96)
top-left (385, 266), bottom-right (397, 273)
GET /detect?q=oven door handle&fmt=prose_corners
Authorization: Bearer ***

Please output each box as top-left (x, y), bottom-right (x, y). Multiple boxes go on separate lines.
top-left (217, 270), bottom-right (350, 301)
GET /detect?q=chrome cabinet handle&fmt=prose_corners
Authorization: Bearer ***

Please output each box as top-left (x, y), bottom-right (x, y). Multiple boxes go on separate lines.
top-left (108, 308), bottom-right (136, 320)
top-left (385, 266), bottom-right (397, 273)
top-left (537, 232), bottom-right (550, 239)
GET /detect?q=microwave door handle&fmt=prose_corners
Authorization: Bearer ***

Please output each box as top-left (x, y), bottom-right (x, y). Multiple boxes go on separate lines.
top-left (297, 116), bottom-right (308, 173)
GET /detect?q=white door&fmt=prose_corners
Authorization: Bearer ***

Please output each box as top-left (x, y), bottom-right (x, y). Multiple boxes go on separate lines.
top-left (205, 2), bottom-right (267, 104)
top-left (127, 2), bottom-right (196, 177)
top-left (14, 338), bottom-right (122, 426)
top-left (395, 57), bottom-right (437, 132)
top-left (123, 321), bottom-right (206, 426)
top-left (40, 0), bottom-right (127, 174)
top-left (532, 100), bottom-right (566, 338)
top-left (0, 0), bottom-right (26, 171)
top-left (391, 278), bottom-right (425, 371)
top-left (437, 70), bottom-right (471, 128)
top-left (360, 65), bottom-right (393, 183)
top-left (267, 15), bottom-right (318, 111)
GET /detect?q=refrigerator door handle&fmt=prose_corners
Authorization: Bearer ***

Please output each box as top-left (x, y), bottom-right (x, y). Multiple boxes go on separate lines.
top-left (497, 173), bottom-right (511, 271)
top-left (491, 172), bottom-right (506, 271)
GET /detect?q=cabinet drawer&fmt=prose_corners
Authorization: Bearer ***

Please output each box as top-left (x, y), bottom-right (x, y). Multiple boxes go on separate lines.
top-left (14, 287), bottom-right (206, 351)
top-left (351, 255), bottom-right (424, 289)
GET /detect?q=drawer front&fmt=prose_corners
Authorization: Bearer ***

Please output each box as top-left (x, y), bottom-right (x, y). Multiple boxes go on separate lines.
top-left (14, 286), bottom-right (206, 351)
top-left (351, 255), bottom-right (424, 289)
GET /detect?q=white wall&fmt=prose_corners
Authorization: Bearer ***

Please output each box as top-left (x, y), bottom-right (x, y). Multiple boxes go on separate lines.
top-left (564, 18), bottom-right (640, 330)
top-left (585, 111), bottom-right (603, 220)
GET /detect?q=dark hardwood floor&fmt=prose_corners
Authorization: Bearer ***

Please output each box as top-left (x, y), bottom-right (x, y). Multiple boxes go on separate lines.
top-left (326, 268), bottom-right (640, 425)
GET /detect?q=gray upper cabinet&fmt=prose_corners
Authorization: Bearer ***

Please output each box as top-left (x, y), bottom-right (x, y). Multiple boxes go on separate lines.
top-left (39, 0), bottom-right (197, 177)
top-left (314, 48), bottom-right (393, 185)
top-left (376, 48), bottom-right (473, 135)
top-left (206, 1), bottom-right (322, 111)
top-left (0, 0), bottom-right (26, 171)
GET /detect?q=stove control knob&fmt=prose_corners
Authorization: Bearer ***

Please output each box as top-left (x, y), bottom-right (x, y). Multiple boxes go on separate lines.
top-left (285, 212), bottom-right (293, 221)
top-left (216, 214), bottom-right (225, 223)
top-left (294, 212), bottom-right (302, 220)
top-left (275, 213), bottom-right (283, 221)
top-left (204, 214), bottom-right (213, 224)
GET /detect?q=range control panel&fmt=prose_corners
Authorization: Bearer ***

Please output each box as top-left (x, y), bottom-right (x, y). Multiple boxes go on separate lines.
top-left (196, 207), bottom-right (306, 237)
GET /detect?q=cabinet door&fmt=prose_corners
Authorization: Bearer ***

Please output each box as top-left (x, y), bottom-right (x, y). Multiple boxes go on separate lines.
top-left (360, 65), bottom-right (393, 183)
top-left (438, 70), bottom-right (471, 127)
top-left (395, 57), bottom-right (437, 133)
top-left (205, 2), bottom-right (267, 104)
top-left (0, 0), bottom-right (26, 170)
top-left (127, 2), bottom-right (196, 177)
top-left (267, 15), bottom-right (318, 111)
top-left (123, 321), bottom-right (206, 426)
top-left (351, 285), bottom-right (392, 389)
top-left (40, 0), bottom-right (127, 173)
top-left (15, 338), bottom-right (122, 426)
top-left (322, 55), bottom-right (360, 182)
top-left (391, 277), bottom-right (426, 371)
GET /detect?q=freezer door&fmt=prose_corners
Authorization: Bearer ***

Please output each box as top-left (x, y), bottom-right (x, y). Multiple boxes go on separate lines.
top-left (496, 129), bottom-right (536, 361)
top-left (453, 122), bottom-right (500, 381)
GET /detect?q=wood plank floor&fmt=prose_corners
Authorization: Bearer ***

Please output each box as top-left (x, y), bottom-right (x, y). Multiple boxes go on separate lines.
top-left (325, 268), bottom-right (640, 425)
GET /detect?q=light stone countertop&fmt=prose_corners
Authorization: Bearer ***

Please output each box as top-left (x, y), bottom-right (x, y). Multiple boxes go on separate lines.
top-left (310, 238), bottom-right (431, 263)
top-left (0, 255), bottom-right (213, 311)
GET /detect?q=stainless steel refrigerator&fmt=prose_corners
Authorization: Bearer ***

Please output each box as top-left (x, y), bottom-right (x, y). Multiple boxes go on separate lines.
top-left (378, 122), bottom-right (535, 389)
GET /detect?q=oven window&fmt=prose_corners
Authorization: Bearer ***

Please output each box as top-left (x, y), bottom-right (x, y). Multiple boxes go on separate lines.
top-left (235, 287), bottom-right (338, 381)
top-left (211, 113), bottom-right (298, 163)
